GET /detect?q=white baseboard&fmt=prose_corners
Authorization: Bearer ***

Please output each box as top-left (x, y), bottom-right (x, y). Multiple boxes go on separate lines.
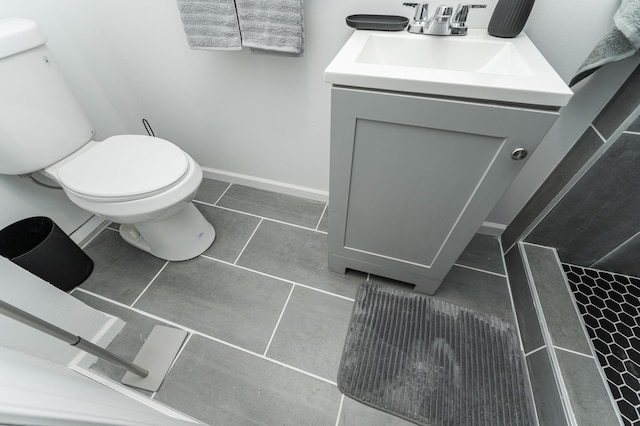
top-left (478, 221), bottom-right (506, 237)
top-left (201, 167), bottom-right (329, 203)
top-left (70, 216), bottom-right (110, 247)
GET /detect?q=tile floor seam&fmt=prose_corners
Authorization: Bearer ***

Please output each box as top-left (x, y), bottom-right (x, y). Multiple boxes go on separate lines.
top-left (335, 394), bottom-right (345, 426)
top-left (553, 345), bottom-right (594, 359)
top-left (262, 284), bottom-right (296, 357)
top-left (315, 203), bottom-right (328, 231)
top-left (73, 288), bottom-right (340, 387)
top-left (524, 345), bottom-right (546, 358)
top-left (452, 262), bottom-right (507, 278)
top-left (151, 333), bottom-right (194, 401)
top-left (590, 123), bottom-right (607, 143)
top-left (193, 199), bottom-right (261, 220)
top-left (199, 254), bottom-right (356, 302)
top-left (193, 199), bottom-right (328, 235)
top-left (212, 182), bottom-right (233, 205)
top-left (130, 260), bottom-right (170, 308)
top-left (233, 217), bottom-right (263, 265)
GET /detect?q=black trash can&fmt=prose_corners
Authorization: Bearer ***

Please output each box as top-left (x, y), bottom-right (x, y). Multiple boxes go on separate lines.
top-left (0, 216), bottom-right (94, 291)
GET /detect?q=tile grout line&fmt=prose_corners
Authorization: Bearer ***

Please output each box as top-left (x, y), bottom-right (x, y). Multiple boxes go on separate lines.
top-left (130, 260), bottom-right (170, 308)
top-left (74, 288), bottom-right (339, 387)
top-left (589, 228), bottom-right (640, 269)
top-left (233, 218), bottom-right (263, 265)
top-left (524, 344), bottom-right (547, 358)
top-left (193, 199), bottom-right (328, 235)
top-left (199, 254), bottom-right (355, 302)
top-left (452, 262), bottom-right (507, 278)
top-left (498, 239), bottom-right (525, 353)
top-left (262, 284), bottom-right (296, 357)
top-left (315, 203), bottom-right (328, 231)
top-left (212, 182), bottom-right (233, 206)
top-left (590, 123), bottom-right (607, 143)
top-left (553, 345), bottom-right (593, 359)
top-left (334, 394), bottom-right (345, 426)
top-left (499, 239), bottom-right (540, 426)
top-left (150, 332), bottom-right (194, 400)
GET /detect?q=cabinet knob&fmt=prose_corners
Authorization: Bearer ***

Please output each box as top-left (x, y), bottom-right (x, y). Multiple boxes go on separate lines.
top-left (511, 148), bottom-right (528, 161)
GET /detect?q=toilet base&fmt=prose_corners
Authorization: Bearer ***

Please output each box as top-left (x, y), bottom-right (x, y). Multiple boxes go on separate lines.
top-left (119, 202), bottom-right (215, 261)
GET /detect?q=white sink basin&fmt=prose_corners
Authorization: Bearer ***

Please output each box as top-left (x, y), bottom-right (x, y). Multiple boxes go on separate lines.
top-left (325, 30), bottom-right (573, 107)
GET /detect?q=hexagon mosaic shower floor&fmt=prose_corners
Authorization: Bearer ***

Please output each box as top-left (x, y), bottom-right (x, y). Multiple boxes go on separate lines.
top-left (563, 264), bottom-right (640, 426)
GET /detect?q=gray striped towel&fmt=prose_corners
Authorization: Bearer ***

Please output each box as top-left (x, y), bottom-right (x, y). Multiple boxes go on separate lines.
top-left (176, 0), bottom-right (242, 51)
top-left (235, 0), bottom-right (304, 54)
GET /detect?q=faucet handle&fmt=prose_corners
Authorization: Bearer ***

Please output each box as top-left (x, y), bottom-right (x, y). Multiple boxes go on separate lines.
top-left (433, 4), bottom-right (454, 20)
top-left (450, 3), bottom-right (486, 34)
top-left (452, 3), bottom-right (486, 23)
top-left (403, 2), bottom-right (429, 21)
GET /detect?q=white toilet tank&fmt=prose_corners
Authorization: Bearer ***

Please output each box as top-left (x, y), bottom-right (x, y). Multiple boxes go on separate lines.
top-left (0, 18), bottom-right (94, 175)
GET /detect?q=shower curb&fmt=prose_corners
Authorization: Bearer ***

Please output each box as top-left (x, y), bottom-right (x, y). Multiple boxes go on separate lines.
top-left (505, 242), bottom-right (620, 426)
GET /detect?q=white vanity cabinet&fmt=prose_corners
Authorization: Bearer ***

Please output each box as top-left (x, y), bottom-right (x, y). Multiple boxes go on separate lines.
top-left (327, 86), bottom-right (560, 294)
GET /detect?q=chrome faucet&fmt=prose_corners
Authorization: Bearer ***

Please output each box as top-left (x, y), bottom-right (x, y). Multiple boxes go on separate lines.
top-left (402, 3), bottom-right (486, 36)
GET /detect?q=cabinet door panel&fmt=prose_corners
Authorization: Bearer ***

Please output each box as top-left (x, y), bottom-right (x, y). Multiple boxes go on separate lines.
top-left (345, 118), bottom-right (503, 266)
top-left (328, 87), bottom-right (559, 293)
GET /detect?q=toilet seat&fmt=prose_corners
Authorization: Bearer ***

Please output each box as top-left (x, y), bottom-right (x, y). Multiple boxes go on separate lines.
top-left (57, 135), bottom-right (189, 202)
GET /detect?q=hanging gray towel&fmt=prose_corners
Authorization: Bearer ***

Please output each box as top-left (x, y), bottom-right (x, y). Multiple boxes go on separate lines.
top-left (570, 0), bottom-right (640, 86)
top-left (176, 0), bottom-right (242, 51)
top-left (235, 0), bottom-right (304, 55)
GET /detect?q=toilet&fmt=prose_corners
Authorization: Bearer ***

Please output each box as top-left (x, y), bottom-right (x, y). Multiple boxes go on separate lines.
top-left (0, 18), bottom-right (215, 261)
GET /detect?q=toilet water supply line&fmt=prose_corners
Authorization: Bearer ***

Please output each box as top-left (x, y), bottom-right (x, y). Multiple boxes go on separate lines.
top-left (0, 298), bottom-right (149, 378)
top-left (19, 119), bottom-right (157, 191)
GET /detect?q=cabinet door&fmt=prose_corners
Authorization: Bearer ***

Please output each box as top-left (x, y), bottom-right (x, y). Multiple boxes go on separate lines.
top-left (328, 87), bottom-right (559, 294)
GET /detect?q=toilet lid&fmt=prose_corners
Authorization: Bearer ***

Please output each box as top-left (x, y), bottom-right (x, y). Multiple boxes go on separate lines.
top-left (58, 135), bottom-right (189, 201)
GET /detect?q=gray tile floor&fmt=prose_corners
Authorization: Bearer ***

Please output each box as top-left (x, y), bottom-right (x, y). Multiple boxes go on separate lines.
top-left (72, 178), bottom-right (519, 426)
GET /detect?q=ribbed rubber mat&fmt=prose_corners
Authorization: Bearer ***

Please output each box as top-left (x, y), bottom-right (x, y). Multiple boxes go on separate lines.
top-left (338, 282), bottom-right (535, 425)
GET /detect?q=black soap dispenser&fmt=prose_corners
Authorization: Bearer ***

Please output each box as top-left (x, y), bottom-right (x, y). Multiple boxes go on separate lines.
top-left (487, 0), bottom-right (535, 38)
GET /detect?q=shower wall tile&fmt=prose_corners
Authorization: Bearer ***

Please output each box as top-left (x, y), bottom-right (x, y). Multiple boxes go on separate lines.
top-left (593, 232), bottom-right (640, 278)
top-left (593, 65), bottom-right (640, 139)
top-left (522, 244), bottom-right (591, 355)
top-left (526, 133), bottom-right (640, 266)
top-left (502, 126), bottom-right (603, 251)
top-left (504, 246), bottom-right (545, 353)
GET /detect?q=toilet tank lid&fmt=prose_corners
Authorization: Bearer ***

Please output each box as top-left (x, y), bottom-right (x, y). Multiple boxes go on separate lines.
top-left (0, 18), bottom-right (47, 60)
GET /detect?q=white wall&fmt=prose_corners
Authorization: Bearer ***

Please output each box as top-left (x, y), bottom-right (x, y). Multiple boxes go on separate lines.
top-left (487, 0), bottom-right (640, 225)
top-left (0, 0), bottom-right (636, 231)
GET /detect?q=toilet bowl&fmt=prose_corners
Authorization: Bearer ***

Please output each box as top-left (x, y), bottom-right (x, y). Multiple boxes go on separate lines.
top-left (42, 136), bottom-right (216, 261)
top-left (0, 18), bottom-right (216, 261)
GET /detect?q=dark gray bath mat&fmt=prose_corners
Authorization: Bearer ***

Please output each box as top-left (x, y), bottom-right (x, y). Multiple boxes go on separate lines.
top-left (338, 282), bottom-right (535, 426)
